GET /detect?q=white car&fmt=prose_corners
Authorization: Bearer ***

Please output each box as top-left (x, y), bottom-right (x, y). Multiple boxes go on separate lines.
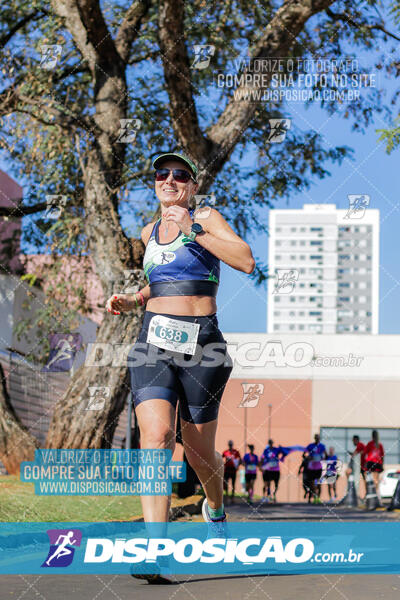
top-left (379, 468), bottom-right (400, 498)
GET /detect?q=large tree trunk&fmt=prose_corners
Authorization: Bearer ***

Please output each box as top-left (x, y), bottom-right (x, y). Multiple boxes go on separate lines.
top-left (45, 149), bottom-right (145, 448)
top-left (0, 363), bottom-right (38, 473)
top-left (46, 0), bottom-right (141, 448)
top-left (46, 303), bottom-right (143, 448)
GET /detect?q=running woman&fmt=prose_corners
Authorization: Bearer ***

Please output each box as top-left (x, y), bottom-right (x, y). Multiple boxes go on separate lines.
top-left (363, 430), bottom-right (384, 501)
top-left (298, 455), bottom-right (312, 503)
top-left (346, 434), bottom-right (365, 498)
top-left (326, 446), bottom-right (339, 503)
top-left (304, 433), bottom-right (327, 504)
top-left (106, 152), bottom-right (255, 583)
top-left (259, 439), bottom-right (283, 502)
top-left (243, 444), bottom-right (258, 504)
top-left (222, 440), bottom-right (241, 503)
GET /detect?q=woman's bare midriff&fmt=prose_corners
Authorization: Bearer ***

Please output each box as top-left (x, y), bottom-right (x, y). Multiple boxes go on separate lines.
top-left (146, 295), bottom-right (217, 316)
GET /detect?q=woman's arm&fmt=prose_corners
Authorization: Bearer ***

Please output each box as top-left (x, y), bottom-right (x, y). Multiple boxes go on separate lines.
top-left (195, 208), bottom-right (255, 273)
top-left (164, 205), bottom-right (255, 274)
top-left (106, 223), bottom-right (154, 314)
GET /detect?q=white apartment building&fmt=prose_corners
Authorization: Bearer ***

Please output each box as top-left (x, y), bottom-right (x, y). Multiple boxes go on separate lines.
top-left (267, 204), bottom-right (379, 334)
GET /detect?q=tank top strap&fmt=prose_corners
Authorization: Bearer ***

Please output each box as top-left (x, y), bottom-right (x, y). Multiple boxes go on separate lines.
top-left (149, 218), bottom-right (161, 239)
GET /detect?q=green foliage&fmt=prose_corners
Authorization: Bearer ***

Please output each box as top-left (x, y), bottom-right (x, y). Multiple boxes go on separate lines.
top-left (377, 119), bottom-right (400, 152)
top-left (0, 0), bottom-right (399, 352)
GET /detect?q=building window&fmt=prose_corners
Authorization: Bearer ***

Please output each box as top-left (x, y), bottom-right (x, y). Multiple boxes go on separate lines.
top-left (321, 427), bottom-right (400, 464)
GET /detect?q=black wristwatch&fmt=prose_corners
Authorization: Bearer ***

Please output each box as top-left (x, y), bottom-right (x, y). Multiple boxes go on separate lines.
top-left (188, 222), bottom-right (204, 241)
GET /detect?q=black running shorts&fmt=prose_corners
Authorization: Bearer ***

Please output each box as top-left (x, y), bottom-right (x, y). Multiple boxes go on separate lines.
top-left (262, 470), bottom-right (280, 484)
top-left (128, 311), bottom-right (233, 424)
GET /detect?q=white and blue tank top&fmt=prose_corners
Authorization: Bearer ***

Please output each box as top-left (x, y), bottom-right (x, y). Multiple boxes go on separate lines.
top-left (143, 209), bottom-right (220, 297)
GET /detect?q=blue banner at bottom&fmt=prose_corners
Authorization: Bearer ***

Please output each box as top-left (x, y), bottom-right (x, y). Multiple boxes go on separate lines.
top-left (0, 522), bottom-right (399, 574)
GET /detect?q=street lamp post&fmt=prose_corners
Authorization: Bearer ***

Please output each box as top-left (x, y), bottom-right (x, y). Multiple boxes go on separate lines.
top-left (243, 382), bottom-right (247, 453)
top-left (268, 403), bottom-right (272, 440)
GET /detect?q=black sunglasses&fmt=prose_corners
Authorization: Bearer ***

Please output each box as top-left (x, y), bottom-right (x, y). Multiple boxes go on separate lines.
top-left (155, 168), bottom-right (196, 183)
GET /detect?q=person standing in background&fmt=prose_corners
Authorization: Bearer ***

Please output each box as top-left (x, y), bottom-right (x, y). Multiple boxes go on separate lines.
top-left (242, 444), bottom-right (258, 504)
top-left (363, 430), bottom-right (385, 502)
top-left (326, 446), bottom-right (339, 503)
top-left (222, 440), bottom-right (241, 503)
top-left (347, 435), bottom-right (365, 498)
top-left (259, 439), bottom-right (283, 503)
top-left (298, 455), bottom-right (312, 503)
top-left (304, 433), bottom-right (327, 504)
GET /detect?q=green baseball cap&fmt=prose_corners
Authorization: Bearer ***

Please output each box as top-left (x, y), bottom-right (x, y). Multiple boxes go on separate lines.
top-left (152, 152), bottom-right (198, 180)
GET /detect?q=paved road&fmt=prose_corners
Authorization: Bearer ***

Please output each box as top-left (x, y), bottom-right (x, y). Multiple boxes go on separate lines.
top-left (221, 498), bottom-right (400, 522)
top-left (1, 573), bottom-right (399, 600)
top-left (2, 503), bottom-right (399, 600)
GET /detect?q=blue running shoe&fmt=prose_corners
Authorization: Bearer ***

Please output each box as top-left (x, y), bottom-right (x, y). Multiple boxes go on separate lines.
top-left (130, 556), bottom-right (173, 585)
top-left (202, 498), bottom-right (228, 538)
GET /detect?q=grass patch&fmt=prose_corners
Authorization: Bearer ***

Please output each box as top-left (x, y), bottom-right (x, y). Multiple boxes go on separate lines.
top-left (0, 476), bottom-right (143, 522)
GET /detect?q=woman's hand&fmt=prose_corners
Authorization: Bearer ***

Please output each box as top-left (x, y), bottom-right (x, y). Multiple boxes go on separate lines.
top-left (105, 294), bottom-right (136, 315)
top-left (164, 205), bottom-right (193, 236)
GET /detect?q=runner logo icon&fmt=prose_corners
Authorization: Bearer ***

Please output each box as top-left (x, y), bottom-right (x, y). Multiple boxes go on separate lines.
top-left (42, 529), bottom-right (82, 568)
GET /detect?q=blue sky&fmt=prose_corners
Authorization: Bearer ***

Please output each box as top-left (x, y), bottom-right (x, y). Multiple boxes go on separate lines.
top-left (217, 97), bottom-right (400, 334)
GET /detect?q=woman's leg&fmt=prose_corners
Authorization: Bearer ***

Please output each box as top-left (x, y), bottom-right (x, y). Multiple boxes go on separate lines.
top-left (373, 470), bottom-right (381, 501)
top-left (180, 418), bottom-right (224, 511)
top-left (135, 398), bottom-right (176, 522)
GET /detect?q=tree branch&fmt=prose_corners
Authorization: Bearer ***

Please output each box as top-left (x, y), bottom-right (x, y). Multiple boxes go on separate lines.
top-left (0, 78), bottom-right (92, 134)
top-left (0, 197), bottom-right (84, 217)
top-left (325, 8), bottom-right (400, 43)
top-left (115, 0), bottom-right (152, 63)
top-left (0, 200), bottom-right (46, 217)
top-left (0, 10), bottom-right (45, 49)
top-left (16, 96), bottom-right (93, 133)
top-left (202, 0), bottom-right (336, 188)
top-left (157, 0), bottom-right (210, 162)
top-left (51, 0), bottom-right (122, 73)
